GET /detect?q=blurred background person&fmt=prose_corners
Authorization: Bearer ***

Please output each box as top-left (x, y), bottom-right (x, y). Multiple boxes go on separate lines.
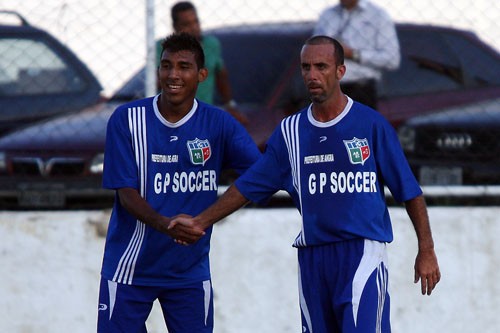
top-left (157, 1), bottom-right (248, 124)
top-left (313, 0), bottom-right (400, 109)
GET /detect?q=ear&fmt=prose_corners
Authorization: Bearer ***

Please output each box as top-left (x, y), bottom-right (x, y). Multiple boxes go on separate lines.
top-left (198, 68), bottom-right (208, 83)
top-left (336, 64), bottom-right (346, 80)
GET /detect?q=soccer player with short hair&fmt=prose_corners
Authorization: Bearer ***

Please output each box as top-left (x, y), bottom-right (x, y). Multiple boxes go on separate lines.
top-left (171, 36), bottom-right (441, 333)
top-left (97, 32), bottom-right (260, 332)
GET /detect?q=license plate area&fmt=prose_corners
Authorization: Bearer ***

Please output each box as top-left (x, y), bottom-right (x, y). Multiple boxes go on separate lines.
top-left (17, 183), bottom-right (66, 208)
top-left (419, 166), bottom-right (463, 185)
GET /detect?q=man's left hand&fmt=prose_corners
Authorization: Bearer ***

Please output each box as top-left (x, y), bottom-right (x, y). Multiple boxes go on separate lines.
top-left (414, 248), bottom-right (441, 295)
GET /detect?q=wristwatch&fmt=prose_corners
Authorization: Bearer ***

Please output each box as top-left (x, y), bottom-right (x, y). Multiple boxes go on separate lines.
top-left (224, 99), bottom-right (237, 108)
top-left (352, 49), bottom-right (360, 62)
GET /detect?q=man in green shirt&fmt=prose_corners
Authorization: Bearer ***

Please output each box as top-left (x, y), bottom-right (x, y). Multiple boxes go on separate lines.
top-left (157, 1), bottom-right (247, 124)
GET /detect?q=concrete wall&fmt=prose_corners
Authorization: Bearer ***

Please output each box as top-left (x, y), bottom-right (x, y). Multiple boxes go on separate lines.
top-left (0, 207), bottom-right (499, 332)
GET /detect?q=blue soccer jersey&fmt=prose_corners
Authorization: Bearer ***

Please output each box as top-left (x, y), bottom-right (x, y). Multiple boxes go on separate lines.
top-left (235, 97), bottom-right (422, 247)
top-left (101, 96), bottom-right (260, 286)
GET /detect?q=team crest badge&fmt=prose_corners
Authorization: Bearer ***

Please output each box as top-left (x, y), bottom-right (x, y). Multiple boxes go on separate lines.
top-left (187, 138), bottom-right (211, 165)
top-left (343, 137), bottom-right (370, 165)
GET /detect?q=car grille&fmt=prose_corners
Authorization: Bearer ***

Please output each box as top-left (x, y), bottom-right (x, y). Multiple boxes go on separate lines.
top-left (436, 133), bottom-right (473, 150)
top-left (11, 157), bottom-right (86, 177)
top-left (415, 128), bottom-right (500, 160)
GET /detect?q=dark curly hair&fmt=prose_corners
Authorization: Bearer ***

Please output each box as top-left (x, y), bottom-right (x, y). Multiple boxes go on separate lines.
top-left (160, 32), bottom-right (205, 69)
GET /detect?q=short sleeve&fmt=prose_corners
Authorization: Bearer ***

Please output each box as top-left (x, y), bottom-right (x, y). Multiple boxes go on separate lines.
top-left (374, 119), bottom-right (422, 202)
top-left (102, 108), bottom-right (139, 190)
top-left (221, 112), bottom-right (261, 174)
top-left (235, 128), bottom-right (287, 204)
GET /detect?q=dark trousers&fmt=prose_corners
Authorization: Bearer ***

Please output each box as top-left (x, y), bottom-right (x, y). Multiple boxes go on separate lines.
top-left (341, 79), bottom-right (377, 110)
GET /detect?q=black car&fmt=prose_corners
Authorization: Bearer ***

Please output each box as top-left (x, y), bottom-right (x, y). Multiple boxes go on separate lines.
top-left (398, 97), bottom-right (500, 185)
top-left (1, 21), bottom-right (499, 208)
top-left (0, 10), bottom-right (102, 135)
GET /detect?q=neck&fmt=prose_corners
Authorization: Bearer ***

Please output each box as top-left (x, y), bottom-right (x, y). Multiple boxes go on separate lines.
top-left (157, 94), bottom-right (194, 123)
top-left (311, 94), bottom-right (348, 122)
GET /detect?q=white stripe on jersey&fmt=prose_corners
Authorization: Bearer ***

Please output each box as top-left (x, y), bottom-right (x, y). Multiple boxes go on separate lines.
top-left (112, 106), bottom-right (148, 285)
top-left (281, 115), bottom-right (301, 192)
top-left (281, 114), bottom-right (307, 247)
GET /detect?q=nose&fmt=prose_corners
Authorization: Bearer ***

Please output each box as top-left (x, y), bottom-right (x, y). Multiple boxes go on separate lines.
top-left (304, 67), bottom-right (319, 82)
top-left (166, 67), bottom-right (180, 79)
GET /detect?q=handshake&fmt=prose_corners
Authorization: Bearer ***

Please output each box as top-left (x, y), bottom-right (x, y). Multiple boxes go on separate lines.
top-left (164, 185), bottom-right (249, 245)
top-left (167, 214), bottom-right (208, 245)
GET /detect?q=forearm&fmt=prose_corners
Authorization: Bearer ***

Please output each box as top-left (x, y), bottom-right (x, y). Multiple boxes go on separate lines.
top-left (358, 46), bottom-right (400, 70)
top-left (405, 195), bottom-right (441, 295)
top-left (215, 67), bottom-right (233, 104)
top-left (358, 21), bottom-right (400, 70)
top-left (404, 195), bottom-right (434, 251)
top-left (118, 187), bottom-right (170, 234)
top-left (194, 184), bottom-right (250, 229)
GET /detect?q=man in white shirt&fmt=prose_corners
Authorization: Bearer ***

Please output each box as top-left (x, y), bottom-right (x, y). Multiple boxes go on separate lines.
top-left (314, 0), bottom-right (400, 109)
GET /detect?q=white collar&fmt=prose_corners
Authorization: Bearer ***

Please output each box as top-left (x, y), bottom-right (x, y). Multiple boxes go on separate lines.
top-left (307, 96), bottom-right (353, 128)
top-left (153, 95), bottom-right (198, 128)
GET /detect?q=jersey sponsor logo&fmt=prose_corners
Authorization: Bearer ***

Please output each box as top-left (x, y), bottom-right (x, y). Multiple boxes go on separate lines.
top-left (170, 135), bottom-right (178, 142)
top-left (344, 137), bottom-right (370, 165)
top-left (151, 154), bottom-right (178, 163)
top-left (319, 136), bottom-right (327, 143)
top-left (98, 303), bottom-right (108, 311)
top-left (154, 170), bottom-right (217, 194)
top-left (187, 138), bottom-right (211, 166)
top-left (304, 154), bottom-right (334, 164)
top-left (308, 171), bottom-right (377, 194)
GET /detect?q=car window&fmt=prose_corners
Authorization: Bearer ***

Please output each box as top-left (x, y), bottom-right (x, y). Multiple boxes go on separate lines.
top-left (378, 29), bottom-right (463, 98)
top-left (0, 38), bottom-right (86, 96)
top-left (442, 32), bottom-right (500, 87)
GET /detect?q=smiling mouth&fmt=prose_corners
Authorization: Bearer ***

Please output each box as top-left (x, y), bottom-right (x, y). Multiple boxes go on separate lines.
top-left (167, 84), bottom-right (182, 90)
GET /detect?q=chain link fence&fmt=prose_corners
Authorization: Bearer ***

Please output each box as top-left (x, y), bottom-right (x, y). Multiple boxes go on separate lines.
top-left (0, 0), bottom-right (500, 208)
top-left (4, 0), bottom-right (498, 95)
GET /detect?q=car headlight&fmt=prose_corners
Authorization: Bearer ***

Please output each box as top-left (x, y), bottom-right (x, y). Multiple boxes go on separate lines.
top-left (398, 126), bottom-right (416, 152)
top-left (90, 153), bottom-right (104, 174)
top-left (0, 152), bottom-right (6, 172)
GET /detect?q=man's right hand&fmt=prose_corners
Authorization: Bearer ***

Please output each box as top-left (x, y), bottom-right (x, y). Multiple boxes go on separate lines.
top-left (168, 215), bottom-right (205, 245)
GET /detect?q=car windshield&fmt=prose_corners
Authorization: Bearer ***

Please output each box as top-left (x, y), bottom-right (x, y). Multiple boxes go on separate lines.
top-left (378, 27), bottom-right (500, 97)
top-left (443, 31), bottom-right (500, 86)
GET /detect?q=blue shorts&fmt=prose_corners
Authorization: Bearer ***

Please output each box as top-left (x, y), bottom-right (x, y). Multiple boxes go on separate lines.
top-left (97, 278), bottom-right (213, 333)
top-left (298, 239), bottom-right (390, 333)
